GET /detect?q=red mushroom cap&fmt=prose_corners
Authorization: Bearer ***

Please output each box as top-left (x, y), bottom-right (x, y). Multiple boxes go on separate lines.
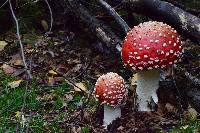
top-left (94, 72), bottom-right (126, 107)
top-left (121, 21), bottom-right (183, 70)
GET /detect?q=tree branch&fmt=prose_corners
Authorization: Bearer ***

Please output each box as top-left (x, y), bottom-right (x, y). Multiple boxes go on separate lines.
top-left (122, 0), bottom-right (200, 41)
top-left (67, 0), bottom-right (122, 53)
top-left (98, 0), bottom-right (131, 34)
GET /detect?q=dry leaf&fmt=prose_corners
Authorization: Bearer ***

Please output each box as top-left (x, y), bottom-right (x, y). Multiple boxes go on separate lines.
top-left (48, 70), bottom-right (57, 75)
top-left (184, 107), bottom-right (198, 121)
top-left (9, 54), bottom-right (24, 66)
top-left (64, 94), bottom-right (73, 102)
top-left (8, 80), bottom-right (23, 88)
top-left (15, 111), bottom-right (21, 119)
top-left (41, 20), bottom-right (49, 31)
top-left (1, 64), bottom-right (14, 75)
top-left (74, 82), bottom-right (87, 92)
top-left (131, 73), bottom-right (138, 86)
top-left (0, 41), bottom-right (8, 51)
top-left (48, 77), bottom-right (55, 86)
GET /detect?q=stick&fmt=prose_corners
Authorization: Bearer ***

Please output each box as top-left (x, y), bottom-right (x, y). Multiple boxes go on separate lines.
top-left (122, 0), bottom-right (200, 40)
top-left (9, 0), bottom-right (32, 79)
top-left (67, 0), bottom-right (122, 53)
top-left (99, 0), bottom-right (130, 34)
top-left (44, 0), bottom-right (53, 32)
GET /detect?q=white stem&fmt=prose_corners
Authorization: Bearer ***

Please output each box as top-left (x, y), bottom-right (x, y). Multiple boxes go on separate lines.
top-left (103, 105), bottom-right (121, 127)
top-left (136, 70), bottom-right (160, 111)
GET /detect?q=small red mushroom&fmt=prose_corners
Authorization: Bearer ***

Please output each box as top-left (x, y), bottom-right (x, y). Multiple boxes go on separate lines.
top-left (94, 72), bottom-right (126, 127)
top-left (121, 21), bottom-right (183, 111)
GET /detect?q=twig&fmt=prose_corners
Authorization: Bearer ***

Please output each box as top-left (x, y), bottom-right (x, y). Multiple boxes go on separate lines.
top-left (99, 0), bottom-right (130, 34)
top-left (9, 0), bottom-right (32, 80)
top-left (54, 70), bottom-right (88, 94)
top-left (0, 0), bottom-right (8, 8)
top-left (73, 61), bottom-right (91, 79)
top-left (44, 0), bottom-right (53, 32)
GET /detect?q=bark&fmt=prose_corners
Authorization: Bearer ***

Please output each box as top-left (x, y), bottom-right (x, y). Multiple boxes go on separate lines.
top-left (67, 0), bottom-right (122, 53)
top-left (98, 0), bottom-right (131, 34)
top-left (122, 0), bottom-right (200, 40)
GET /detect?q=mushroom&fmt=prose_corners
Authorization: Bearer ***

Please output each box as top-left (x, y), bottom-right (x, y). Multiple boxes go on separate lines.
top-left (94, 72), bottom-right (126, 127)
top-left (121, 21), bottom-right (183, 111)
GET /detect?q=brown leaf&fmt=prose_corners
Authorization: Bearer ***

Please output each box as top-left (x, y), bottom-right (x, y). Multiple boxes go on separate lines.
top-left (1, 64), bottom-right (14, 75)
top-left (9, 54), bottom-right (24, 66)
top-left (48, 77), bottom-right (55, 86)
top-left (74, 82), bottom-right (87, 92)
top-left (8, 80), bottom-right (23, 88)
top-left (0, 41), bottom-right (8, 51)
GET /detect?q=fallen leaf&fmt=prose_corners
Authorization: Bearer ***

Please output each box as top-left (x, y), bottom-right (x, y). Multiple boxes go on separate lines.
top-left (184, 107), bottom-right (198, 121)
top-left (8, 80), bottom-right (23, 88)
top-left (41, 20), bottom-right (49, 31)
top-left (0, 41), bottom-right (8, 51)
top-left (1, 64), bottom-right (14, 75)
top-left (15, 111), bottom-right (21, 119)
top-left (64, 94), bottom-right (73, 102)
top-left (74, 82), bottom-right (87, 92)
top-left (48, 70), bottom-right (57, 75)
top-left (131, 73), bottom-right (138, 86)
top-left (48, 77), bottom-right (55, 86)
top-left (9, 54), bottom-right (24, 66)
top-left (181, 125), bottom-right (188, 130)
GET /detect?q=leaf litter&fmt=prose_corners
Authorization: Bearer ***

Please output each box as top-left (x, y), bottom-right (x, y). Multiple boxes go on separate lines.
top-left (0, 30), bottom-right (200, 132)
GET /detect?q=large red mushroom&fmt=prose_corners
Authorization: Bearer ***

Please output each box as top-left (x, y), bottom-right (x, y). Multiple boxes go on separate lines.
top-left (94, 72), bottom-right (126, 127)
top-left (121, 21), bottom-right (183, 111)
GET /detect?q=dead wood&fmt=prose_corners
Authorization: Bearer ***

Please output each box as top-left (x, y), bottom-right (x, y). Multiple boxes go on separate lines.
top-left (122, 0), bottom-right (200, 40)
top-left (98, 0), bottom-right (131, 34)
top-left (67, 0), bottom-right (122, 53)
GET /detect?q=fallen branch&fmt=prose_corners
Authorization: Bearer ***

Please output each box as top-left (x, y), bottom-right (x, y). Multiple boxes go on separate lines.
top-left (67, 0), bottom-right (122, 53)
top-left (98, 0), bottom-right (130, 34)
top-left (122, 0), bottom-right (200, 40)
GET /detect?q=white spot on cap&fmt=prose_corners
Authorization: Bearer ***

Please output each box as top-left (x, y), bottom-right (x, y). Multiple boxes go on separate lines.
top-left (131, 67), bottom-right (136, 70)
top-left (138, 67), bottom-right (143, 70)
top-left (134, 52), bottom-right (138, 54)
top-left (136, 56), bottom-right (141, 59)
top-left (148, 61), bottom-right (153, 64)
top-left (174, 43), bottom-right (177, 46)
top-left (147, 67), bottom-right (153, 70)
top-left (163, 43), bottom-right (167, 47)
top-left (161, 65), bottom-right (166, 68)
top-left (144, 55), bottom-right (148, 58)
top-left (170, 50), bottom-right (174, 53)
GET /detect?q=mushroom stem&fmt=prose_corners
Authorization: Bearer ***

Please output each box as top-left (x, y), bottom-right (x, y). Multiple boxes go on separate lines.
top-left (103, 105), bottom-right (121, 127)
top-left (136, 70), bottom-right (160, 111)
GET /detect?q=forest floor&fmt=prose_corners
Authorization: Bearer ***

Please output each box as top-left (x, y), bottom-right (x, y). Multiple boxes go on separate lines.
top-left (0, 29), bottom-right (200, 133)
